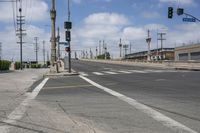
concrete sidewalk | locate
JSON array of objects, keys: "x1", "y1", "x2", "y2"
[{"x1": 0, "y1": 68, "x2": 49, "y2": 123}]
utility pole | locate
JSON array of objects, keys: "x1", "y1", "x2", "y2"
[
  {"x1": 50, "y1": 0, "x2": 58, "y2": 73},
  {"x1": 34, "y1": 37, "x2": 39, "y2": 64},
  {"x1": 96, "y1": 46, "x2": 98, "y2": 59},
  {"x1": 16, "y1": 1, "x2": 26, "y2": 70},
  {"x1": 157, "y1": 32, "x2": 166, "y2": 60},
  {"x1": 90, "y1": 48, "x2": 93, "y2": 59},
  {"x1": 104, "y1": 43, "x2": 107, "y2": 60},
  {"x1": 146, "y1": 30, "x2": 151, "y2": 61},
  {"x1": 57, "y1": 27, "x2": 60, "y2": 60},
  {"x1": 47, "y1": 51, "x2": 49, "y2": 64},
  {"x1": 119, "y1": 38, "x2": 122, "y2": 58},
  {"x1": 99, "y1": 40, "x2": 101, "y2": 55},
  {"x1": 123, "y1": 44, "x2": 128, "y2": 58},
  {"x1": 43, "y1": 41, "x2": 46, "y2": 66},
  {"x1": 129, "y1": 42, "x2": 132, "y2": 54},
  {"x1": 0, "y1": 42, "x2": 2, "y2": 60}
]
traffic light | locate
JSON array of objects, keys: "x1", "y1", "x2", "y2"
[
  {"x1": 65, "y1": 31, "x2": 71, "y2": 42},
  {"x1": 168, "y1": 7, "x2": 173, "y2": 19},
  {"x1": 177, "y1": 8, "x2": 184, "y2": 16},
  {"x1": 65, "y1": 47, "x2": 70, "y2": 52},
  {"x1": 64, "y1": 21, "x2": 72, "y2": 29}
]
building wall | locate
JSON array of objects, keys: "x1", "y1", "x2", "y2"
[
  {"x1": 126, "y1": 48, "x2": 174, "y2": 61},
  {"x1": 175, "y1": 44, "x2": 200, "y2": 61}
]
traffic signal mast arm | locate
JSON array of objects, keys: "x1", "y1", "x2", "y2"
[
  {"x1": 176, "y1": 8, "x2": 200, "y2": 22},
  {"x1": 183, "y1": 12, "x2": 200, "y2": 22}
]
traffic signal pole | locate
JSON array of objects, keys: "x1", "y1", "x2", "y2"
[{"x1": 67, "y1": 0, "x2": 71, "y2": 73}]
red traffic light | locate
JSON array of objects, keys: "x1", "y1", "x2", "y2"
[{"x1": 65, "y1": 47, "x2": 70, "y2": 52}]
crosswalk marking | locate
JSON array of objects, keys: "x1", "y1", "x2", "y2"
[
  {"x1": 118, "y1": 70, "x2": 132, "y2": 74},
  {"x1": 93, "y1": 72, "x2": 104, "y2": 75},
  {"x1": 79, "y1": 72, "x2": 88, "y2": 76},
  {"x1": 103, "y1": 71, "x2": 118, "y2": 74},
  {"x1": 79, "y1": 69, "x2": 184, "y2": 77},
  {"x1": 128, "y1": 70, "x2": 147, "y2": 73}
]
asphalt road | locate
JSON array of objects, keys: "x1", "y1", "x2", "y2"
[{"x1": 4, "y1": 60, "x2": 200, "y2": 133}]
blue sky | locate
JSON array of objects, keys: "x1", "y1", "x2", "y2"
[{"x1": 0, "y1": 0, "x2": 200, "y2": 60}]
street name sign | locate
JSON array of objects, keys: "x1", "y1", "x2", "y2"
[
  {"x1": 183, "y1": 18, "x2": 196, "y2": 22},
  {"x1": 59, "y1": 42, "x2": 69, "y2": 46}
]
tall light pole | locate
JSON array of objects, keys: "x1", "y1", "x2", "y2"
[
  {"x1": 119, "y1": 38, "x2": 122, "y2": 58},
  {"x1": 43, "y1": 41, "x2": 46, "y2": 66},
  {"x1": 146, "y1": 30, "x2": 151, "y2": 61},
  {"x1": 50, "y1": 0, "x2": 58, "y2": 73}
]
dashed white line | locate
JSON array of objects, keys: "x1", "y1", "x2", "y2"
[
  {"x1": 128, "y1": 70, "x2": 147, "y2": 73},
  {"x1": 79, "y1": 72, "x2": 88, "y2": 76},
  {"x1": 103, "y1": 71, "x2": 118, "y2": 74},
  {"x1": 93, "y1": 72, "x2": 104, "y2": 75},
  {"x1": 118, "y1": 70, "x2": 132, "y2": 74},
  {"x1": 0, "y1": 78, "x2": 49, "y2": 133},
  {"x1": 79, "y1": 75, "x2": 197, "y2": 133}
]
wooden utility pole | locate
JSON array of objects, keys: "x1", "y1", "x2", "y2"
[
  {"x1": 34, "y1": 37, "x2": 39, "y2": 64},
  {"x1": 43, "y1": 41, "x2": 46, "y2": 66},
  {"x1": 57, "y1": 27, "x2": 60, "y2": 60}
]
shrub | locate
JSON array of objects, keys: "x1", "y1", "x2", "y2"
[
  {"x1": 31, "y1": 64, "x2": 41, "y2": 69},
  {"x1": 0, "y1": 60, "x2": 11, "y2": 70},
  {"x1": 14, "y1": 62, "x2": 21, "y2": 70}
]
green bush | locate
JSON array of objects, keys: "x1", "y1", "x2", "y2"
[
  {"x1": 0, "y1": 60, "x2": 11, "y2": 70},
  {"x1": 31, "y1": 64, "x2": 41, "y2": 69},
  {"x1": 14, "y1": 62, "x2": 21, "y2": 70}
]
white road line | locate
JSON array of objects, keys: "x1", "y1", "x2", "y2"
[
  {"x1": 79, "y1": 75, "x2": 197, "y2": 133},
  {"x1": 103, "y1": 71, "x2": 118, "y2": 74},
  {"x1": 79, "y1": 72, "x2": 88, "y2": 76},
  {"x1": 93, "y1": 72, "x2": 104, "y2": 75},
  {"x1": 118, "y1": 70, "x2": 132, "y2": 74},
  {"x1": 128, "y1": 70, "x2": 147, "y2": 73},
  {"x1": 0, "y1": 78, "x2": 49, "y2": 133}
]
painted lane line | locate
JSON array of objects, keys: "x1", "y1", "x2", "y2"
[
  {"x1": 128, "y1": 70, "x2": 147, "y2": 73},
  {"x1": 79, "y1": 72, "x2": 88, "y2": 76},
  {"x1": 93, "y1": 72, "x2": 104, "y2": 75},
  {"x1": 79, "y1": 75, "x2": 197, "y2": 133},
  {"x1": 103, "y1": 71, "x2": 118, "y2": 75},
  {"x1": 0, "y1": 78, "x2": 49, "y2": 133},
  {"x1": 118, "y1": 70, "x2": 132, "y2": 74}
]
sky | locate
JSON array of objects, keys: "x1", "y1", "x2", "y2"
[{"x1": 0, "y1": 0, "x2": 200, "y2": 61}]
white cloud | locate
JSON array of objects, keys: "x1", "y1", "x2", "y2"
[
  {"x1": 159, "y1": 0, "x2": 194, "y2": 5},
  {"x1": 141, "y1": 11, "x2": 160, "y2": 19},
  {"x1": 0, "y1": 25, "x2": 51, "y2": 61},
  {"x1": 167, "y1": 23, "x2": 200, "y2": 45},
  {"x1": 84, "y1": 12, "x2": 130, "y2": 26},
  {"x1": 0, "y1": 0, "x2": 49, "y2": 23},
  {"x1": 72, "y1": 0, "x2": 82, "y2": 4},
  {"x1": 122, "y1": 27, "x2": 146, "y2": 41},
  {"x1": 144, "y1": 24, "x2": 168, "y2": 31}
]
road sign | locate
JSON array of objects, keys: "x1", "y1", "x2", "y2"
[
  {"x1": 183, "y1": 18, "x2": 196, "y2": 22},
  {"x1": 59, "y1": 42, "x2": 69, "y2": 46}
]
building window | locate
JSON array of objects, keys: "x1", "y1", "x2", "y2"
[
  {"x1": 179, "y1": 53, "x2": 188, "y2": 61},
  {"x1": 191, "y1": 52, "x2": 200, "y2": 60}
]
